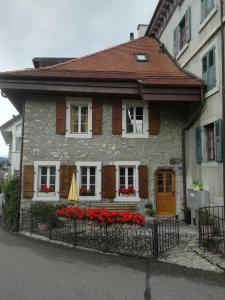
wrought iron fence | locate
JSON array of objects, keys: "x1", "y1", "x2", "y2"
[
  {"x1": 20, "y1": 210, "x2": 179, "y2": 258},
  {"x1": 199, "y1": 206, "x2": 225, "y2": 254}
]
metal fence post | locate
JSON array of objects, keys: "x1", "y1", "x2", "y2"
[
  {"x1": 74, "y1": 219, "x2": 77, "y2": 246},
  {"x1": 153, "y1": 220, "x2": 159, "y2": 259},
  {"x1": 49, "y1": 214, "x2": 52, "y2": 240},
  {"x1": 176, "y1": 215, "x2": 180, "y2": 244}
]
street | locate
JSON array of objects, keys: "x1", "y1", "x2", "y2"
[{"x1": 0, "y1": 225, "x2": 225, "y2": 300}]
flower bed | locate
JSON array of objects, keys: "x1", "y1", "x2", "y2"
[{"x1": 55, "y1": 207, "x2": 145, "y2": 225}]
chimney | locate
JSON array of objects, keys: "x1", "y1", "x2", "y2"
[
  {"x1": 137, "y1": 24, "x2": 148, "y2": 37},
  {"x1": 130, "y1": 32, "x2": 134, "y2": 41}
]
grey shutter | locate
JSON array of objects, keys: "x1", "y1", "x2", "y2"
[
  {"x1": 196, "y1": 127, "x2": 202, "y2": 163},
  {"x1": 215, "y1": 119, "x2": 222, "y2": 162},
  {"x1": 208, "y1": 48, "x2": 216, "y2": 90},
  {"x1": 173, "y1": 26, "x2": 179, "y2": 57},
  {"x1": 185, "y1": 7, "x2": 191, "y2": 42},
  {"x1": 202, "y1": 55, "x2": 208, "y2": 86}
]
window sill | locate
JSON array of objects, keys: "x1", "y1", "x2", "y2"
[
  {"x1": 176, "y1": 43, "x2": 189, "y2": 60},
  {"x1": 205, "y1": 86, "x2": 219, "y2": 99},
  {"x1": 65, "y1": 133, "x2": 92, "y2": 139},
  {"x1": 199, "y1": 6, "x2": 218, "y2": 33},
  {"x1": 115, "y1": 197, "x2": 140, "y2": 202},
  {"x1": 32, "y1": 195, "x2": 59, "y2": 201},
  {"x1": 122, "y1": 132, "x2": 149, "y2": 138},
  {"x1": 201, "y1": 161, "x2": 219, "y2": 167},
  {"x1": 79, "y1": 196, "x2": 101, "y2": 201}
]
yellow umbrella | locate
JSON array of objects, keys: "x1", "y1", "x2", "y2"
[{"x1": 68, "y1": 173, "x2": 79, "y2": 204}]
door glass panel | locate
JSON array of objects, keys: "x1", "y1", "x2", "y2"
[
  {"x1": 166, "y1": 174, "x2": 172, "y2": 192},
  {"x1": 157, "y1": 173, "x2": 164, "y2": 192}
]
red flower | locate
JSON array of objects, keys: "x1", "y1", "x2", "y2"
[{"x1": 40, "y1": 184, "x2": 54, "y2": 193}]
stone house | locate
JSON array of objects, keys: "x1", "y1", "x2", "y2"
[
  {"x1": 147, "y1": 0, "x2": 224, "y2": 222},
  {"x1": 0, "y1": 36, "x2": 203, "y2": 217}
]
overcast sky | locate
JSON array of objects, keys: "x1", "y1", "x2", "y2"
[{"x1": 0, "y1": 0, "x2": 158, "y2": 157}]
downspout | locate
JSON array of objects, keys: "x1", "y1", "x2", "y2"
[
  {"x1": 182, "y1": 87, "x2": 205, "y2": 214},
  {"x1": 17, "y1": 99, "x2": 25, "y2": 231},
  {"x1": 219, "y1": 0, "x2": 225, "y2": 217}
]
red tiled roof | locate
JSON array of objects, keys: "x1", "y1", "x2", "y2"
[{"x1": 0, "y1": 36, "x2": 202, "y2": 86}]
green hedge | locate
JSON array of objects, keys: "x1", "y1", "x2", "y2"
[{"x1": 2, "y1": 176, "x2": 20, "y2": 231}]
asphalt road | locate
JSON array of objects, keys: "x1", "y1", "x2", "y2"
[{"x1": 0, "y1": 225, "x2": 225, "y2": 300}]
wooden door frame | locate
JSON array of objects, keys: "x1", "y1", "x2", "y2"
[{"x1": 155, "y1": 169, "x2": 176, "y2": 216}]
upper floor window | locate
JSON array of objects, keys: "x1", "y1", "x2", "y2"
[
  {"x1": 205, "y1": 123, "x2": 215, "y2": 161},
  {"x1": 174, "y1": 7, "x2": 191, "y2": 57},
  {"x1": 15, "y1": 136, "x2": 21, "y2": 152},
  {"x1": 202, "y1": 47, "x2": 216, "y2": 91},
  {"x1": 122, "y1": 101, "x2": 148, "y2": 138},
  {"x1": 66, "y1": 98, "x2": 92, "y2": 138},
  {"x1": 201, "y1": 0, "x2": 214, "y2": 21},
  {"x1": 135, "y1": 53, "x2": 148, "y2": 62}
]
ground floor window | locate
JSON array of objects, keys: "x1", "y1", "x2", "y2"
[
  {"x1": 76, "y1": 162, "x2": 101, "y2": 200},
  {"x1": 33, "y1": 161, "x2": 60, "y2": 201},
  {"x1": 205, "y1": 123, "x2": 215, "y2": 161},
  {"x1": 115, "y1": 161, "x2": 140, "y2": 201}
]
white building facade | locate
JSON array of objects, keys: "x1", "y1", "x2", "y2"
[
  {"x1": 147, "y1": 0, "x2": 224, "y2": 211},
  {"x1": 0, "y1": 115, "x2": 22, "y2": 176}
]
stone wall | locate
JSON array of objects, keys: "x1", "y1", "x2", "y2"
[{"x1": 22, "y1": 95, "x2": 188, "y2": 217}]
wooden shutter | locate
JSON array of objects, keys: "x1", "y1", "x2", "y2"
[
  {"x1": 56, "y1": 100, "x2": 66, "y2": 134},
  {"x1": 102, "y1": 165, "x2": 116, "y2": 198},
  {"x1": 173, "y1": 26, "x2": 179, "y2": 57},
  {"x1": 112, "y1": 101, "x2": 122, "y2": 135},
  {"x1": 196, "y1": 127, "x2": 202, "y2": 163},
  {"x1": 92, "y1": 99, "x2": 102, "y2": 135},
  {"x1": 149, "y1": 104, "x2": 160, "y2": 135},
  {"x1": 60, "y1": 165, "x2": 76, "y2": 198},
  {"x1": 23, "y1": 165, "x2": 34, "y2": 198},
  {"x1": 215, "y1": 119, "x2": 222, "y2": 162},
  {"x1": 185, "y1": 7, "x2": 191, "y2": 42},
  {"x1": 139, "y1": 165, "x2": 149, "y2": 199}
]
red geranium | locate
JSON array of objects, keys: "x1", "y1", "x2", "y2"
[
  {"x1": 55, "y1": 207, "x2": 145, "y2": 225},
  {"x1": 119, "y1": 186, "x2": 135, "y2": 194},
  {"x1": 40, "y1": 184, "x2": 54, "y2": 193}
]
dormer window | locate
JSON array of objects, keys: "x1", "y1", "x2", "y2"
[{"x1": 135, "y1": 53, "x2": 148, "y2": 62}]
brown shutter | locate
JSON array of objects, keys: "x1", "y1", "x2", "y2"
[
  {"x1": 23, "y1": 165, "x2": 34, "y2": 198},
  {"x1": 149, "y1": 104, "x2": 160, "y2": 135},
  {"x1": 92, "y1": 99, "x2": 102, "y2": 135},
  {"x1": 56, "y1": 100, "x2": 66, "y2": 134},
  {"x1": 139, "y1": 165, "x2": 149, "y2": 199},
  {"x1": 60, "y1": 165, "x2": 76, "y2": 198},
  {"x1": 112, "y1": 101, "x2": 122, "y2": 135},
  {"x1": 102, "y1": 165, "x2": 116, "y2": 198}
]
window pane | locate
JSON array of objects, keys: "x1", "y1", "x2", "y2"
[
  {"x1": 209, "y1": 50, "x2": 214, "y2": 67},
  {"x1": 71, "y1": 106, "x2": 78, "y2": 133},
  {"x1": 120, "y1": 167, "x2": 125, "y2": 176},
  {"x1": 89, "y1": 185, "x2": 95, "y2": 194},
  {"x1": 90, "y1": 176, "x2": 95, "y2": 184},
  {"x1": 15, "y1": 137, "x2": 21, "y2": 152},
  {"x1": 166, "y1": 174, "x2": 172, "y2": 192},
  {"x1": 90, "y1": 167, "x2": 95, "y2": 176},
  {"x1": 41, "y1": 176, "x2": 47, "y2": 185},
  {"x1": 81, "y1": 167, "x2": 87, "y2": 176},
  {"x1": 50, "y1": 176, "x2": 55, "y2": 185},
  {"x1": 81, "y1": 176, "x2": 87, "y2": 185},
  {"x1": 128, "y1": 168, "x2": 133, "y2": 176},
  {"x1": 81, "y1": 106, "x2": 88, "y2": 133},
  {"x1": 203, "y1": 56, "x2": 207, "y2": 73},
  {"x1": 41, "y1": 167, "x2": 47, "y2": 175},
  {"x1": 126, "y1": 107, "x2": 134, "y2": 133},
  {"x1": 158, "y1": 174, "x2": 164, "y2": 192},
  {"x1": 128, "y1": 177, "x2": 134, "y2": 185},
  {"x1": 50, "y1": 167, "x2": 56, "y2": 175},
  {"x1": 120, "y1": 177, "x2": 125, "y2": 186}
]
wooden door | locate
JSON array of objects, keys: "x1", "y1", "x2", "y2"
[{"x1": 156, "y1": 170, "x2": 176, "y2": 216}]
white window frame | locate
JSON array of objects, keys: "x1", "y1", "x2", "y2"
[
  {"x1": 76, "y1": 162, "x2": 101, "y2": 201},
  {"x1": 114, "y1": 161, "x2": 140, "y2": 202},
  {"x1": 122, "y1": 100, "x2": 149, "y2": 138},
  {"x1": 33, "y1": 161, "x2": 60, "y2": 201},
  {"x1": 14, "y1": 136, "x2": 22, "y2": 152},
  {"x1": 66, "y1": 97, "x2": 92, "y2": 138}
]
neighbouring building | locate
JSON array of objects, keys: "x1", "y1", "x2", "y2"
[
  {"x1": 0, "y1": 33, "x2": 204, "y2": 217},
  {"x1": 147, "y1": 0, "x2": 224, "y2": 223},
  {"x1": 0, "y1": 115, "x2": 22, "y2": 177}
]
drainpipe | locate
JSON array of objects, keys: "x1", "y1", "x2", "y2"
[
  {"x1": 182, "y1": 87, "x2": 205, "y2": 214},
  {"x1": 220, "y1": 0, "x2": 225, "y2": 217},
  {"x1": 17, "y1": 99, "x2": 25, "y2": 231}
]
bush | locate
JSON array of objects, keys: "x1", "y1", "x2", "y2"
[
  {"x1": 2, "y1": 176, "x2": 20, "y2": 231},
  {"x1": 144, "y1": 203, "x2": 156, "y2": 217}
]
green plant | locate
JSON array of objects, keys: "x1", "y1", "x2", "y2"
[
  {"x1": 144, "y1": 203, "x2": 156, "y2": 217},
  {"x1": 192, "y1": 180, "x2": 203, "y2": 191},
  {"x1": 2, "y1": 176, "x2": 20, "y2": 231}
]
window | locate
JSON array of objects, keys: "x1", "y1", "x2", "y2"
[
  {"x1": 122, "y1": 101, "x2": 148, "y2": 138},
  {"x1": 115, "y1": 161, "x2": 140, "y2": 201},
  {"x1": 135, "y1": 53, "x2": 148, "y2": 62},
  {"x1": 66, "y1": 98, "x2": 92, "y2": 138},
  {"x1": 76, "y1": 162, "x2": 101, "y2": 200},
  {"x1": 201, "y1": 0, "x2": 214, "y2": 21},
  {"x1": 33, "y1": 161, "x2": 60, "y2": 201},
  {"x1": 205, "y1": 123, "x2": 215, "y2": 161},
  {"x1": 15, "y1": 137, "x2": 21, "y2": 152},
  {"x1": 174, "y1": 7, "x2": 191, "y2": 57},
  {"x1": 202, "y1": 47, "x2": 216, "y2": 91}
]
